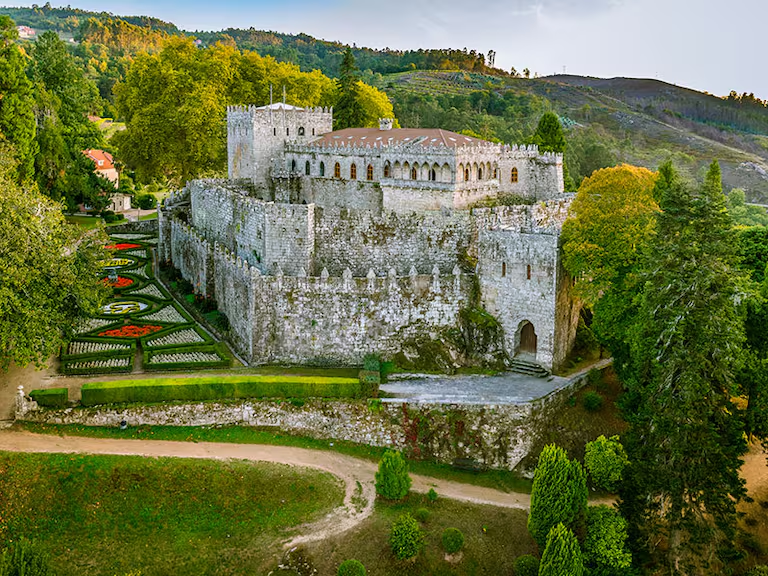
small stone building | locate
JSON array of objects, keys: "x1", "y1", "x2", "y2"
[{"x1": 160, "y1": 103, "x2": 579, "y2": 371}]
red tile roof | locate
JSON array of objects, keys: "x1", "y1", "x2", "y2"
[
  {"x1": 310, "y1": 128, "x2": 488, "y2": 149},
  {"x1": 83, "y1": 149, "x2": 115, "y2": 170}
]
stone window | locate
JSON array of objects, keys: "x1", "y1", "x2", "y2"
[
  {"x1": 527, "y1": 264, "x2": 531, "y2": 280},
  {"x1": 298, "y1": 126, "x2": 305, "y2": 136},
  {"x1": 411, "y1": 166, "x2": 417, "y2": 180},
  {"x1": 384, "y1": 162, "x2": 391, "y2": 178},
  {"x1": 305, "y1": 161, "x2": 311, "y2": 176},
  {"x1": 320, "y1": 162, "x2": 325, "y2": 177},
  {"x1": 350, "y1": 163, "x2": 357, "y2": 180},
  {"x1": 502, "y1": 262, "x2": 507, "y2": 277},
  {"x1": 312, "y1": 128, "x2": 315, "y2": 135},
  {"x1": 286, "y1": 127, "x2": 290, "y2": 136},
  {"x1": 334, "y1": 162, "x2": 341, "y2": 178},
  {"x1": 493, "y1": 167, "x2": 498, "y2": 179},
  {"x1": 511, "y1": 167, "x2": 519, "y2": 183},
  {"x1": 464, "y1": 167, "x2": 470, "y2": 182},
  {"x1": 273, "y1": 127, "x2": 276, "y2": 136},
  {"x1": 291, "y1": 159, "x2": 296, "y2": 172},
  {"x1": 478, "y1": 166, "x2": 483, "y2": 180},
  {"x1": 430, "y1": 168, "x2": 436, "y2": 181},
  {"x1": 367, "y1": 164, "x2": 374, "y2": 180}
]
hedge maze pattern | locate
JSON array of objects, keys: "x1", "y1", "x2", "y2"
[{"x1": 62, "y1": 231, "x2": 229, "y2": 375}]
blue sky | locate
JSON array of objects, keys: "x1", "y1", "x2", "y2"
[{"x1": 59, "y1": 0, "x2": 766, "y2": 99}]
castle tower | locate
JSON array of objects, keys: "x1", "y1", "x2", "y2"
[{"x1": 227, "y1": 103, "x2": 333, "y2": 185}]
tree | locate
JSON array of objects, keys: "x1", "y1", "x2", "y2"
[
  {"x1": 583, "y1": 506, "x2": 632, "y2": 574},
  {"x1": 531, "y1": 112, "x2": 566, "y2": 153},
  {"x1": 619, "y1": 161, "x2": 748, "y2": 573},
  {"x1": 389, "y1": 513, "x2": 423, "y2": 560},
  {"x1": 538, "y1": 523, "x2": 584, "y2": 576},
  {"x1": 0, "y1": 143, "x2": 109, "y2": 370},
  {"x1": 375, "y1": 450, "x2": 411, "y2": 500},
  {"x1": 0, "y1": 16, "x2": 37, "y2": 182},
  {"x1": 527, "y1": 444, "x2": 587, "y2": 549},
  {"x1": 584, "y1": 435, "x2": 629, "y2": 493},
  {"x1": 334, "y1": 47, "x2": 366, "y2": 130},
  {"x1": 355, "y1": 81, "x2": 398, "y2": 128}
]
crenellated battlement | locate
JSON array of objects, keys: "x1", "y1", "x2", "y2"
[{"x1": 473, "y1": 197, "x2": 573, "y2": 235}]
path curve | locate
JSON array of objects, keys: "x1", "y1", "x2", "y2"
[{"x1": 0, "y1": 431, "x2": 530, "y2": 548}]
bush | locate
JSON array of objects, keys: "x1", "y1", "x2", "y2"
[
  {"x1": 337, "y1": 559, "x2": 366, "y2": 576},
  {"x1": 363, "y1": 354, "x2": 381, "y2": 372},
  {"x1": 584, "y1": 506, "x2": 631, "y2": 573},
  {"x1": 0, "y1": 539, "x2": 51, "y2": 576},
  {"x1": 390, "y1": 513, "x2": 423, "y2": 560},
  {"x1": 584, "y1": 435, "x2": 628, "y2": 492},
  {"x1": 135, "y1": 194, "x2": 156, "y2": 210},
  {"x1": 442, "y1": 527, "x2": 465, "y2": 554},
  {"x1": 375, "y1": 451, "x2": 412, "y2": 501},
  {"x1": 81, "y1": 375, "x2": 364, "y2": 406},
  {"x1": 427, "y1": 488, "x2": 438, "y2": 503},
  {"x1": 414, "y1": 508, "x2": 430, "y2": 523},
  {"x1": 29, "y1": 388, "x2": 68, "y2": 408},
  {"x1": 513, "y1": 554, "x2": 540, "y2": 576},
  {"x1": 582, "y1": 390, "x2": 604, "y2": 412},
  {"x1": 747, "y1": 567, "x2": 768, "y2": 576}
]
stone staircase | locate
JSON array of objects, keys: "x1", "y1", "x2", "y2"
[{"x1": 509, "y1": 357, "x2": 550, "y2": 378}]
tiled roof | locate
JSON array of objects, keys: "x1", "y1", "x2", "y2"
[
  {"x1": 83, "y1": 149, "x2": 115, "y2": 170},
  {"x1": 309, "y1": 128, "x2": 488, "y2": 149}
]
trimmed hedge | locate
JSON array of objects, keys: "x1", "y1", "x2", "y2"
[
  {"x1": 62, "y1": 356, "x2": 134, "y2": 376},
  {"x1": 358, "y1": 370, "x2": 380, "y2": 398},
  {"x1": 29, "y1": 388, "x2": 68, "y2": 408},
  {"x1": 144, "y1": 344, "x2": 230, "y2": 371},
  {"x1": 81, "y1": 375, "x2": 366, "y2": 406},
  {"x1": 141, "y1": 325, "x2": 213, "y2": 349},
  {"x1": 61, "y1": 339, "x2": 137, "y2": 360}
]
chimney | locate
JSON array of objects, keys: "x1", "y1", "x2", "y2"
[{"x1": 378, "y1": 118, "x2": 393, "y2": 131}]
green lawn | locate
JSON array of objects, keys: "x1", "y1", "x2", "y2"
[
  {"x1": 0, "y1": 451, "x2": 343, "y2": 575},
  {"x1": 65, "y1": 215, "x2": 102, "y2": 229},
  {"x1": 292, "y1": 493, "x2": 537, "y2": 575}
]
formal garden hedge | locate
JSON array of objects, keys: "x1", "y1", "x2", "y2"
[
  {"x1": 29, "y1": 388, "x2": 69, "y2": 408},
  {"x1": 143, "y1": 343, "x2": 230, "y2": 371},
  {"x1": 80, "y1": 375, "x2": 367, "y2": 406}
]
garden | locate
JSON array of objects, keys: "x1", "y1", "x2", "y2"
[{"x1": 63, "y1": 231, "x2": 231, "y2": 375}]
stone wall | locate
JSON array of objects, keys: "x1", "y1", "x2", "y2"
[{"x1": 170, "y1": 220, "x2": 212, "y2": 296}]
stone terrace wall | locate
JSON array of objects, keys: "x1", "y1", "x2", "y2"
[
  {"x1": 170, "y1": 220, "x2": 213, "y2": 296},
  {"x1": 313, "y1": 209, "x2": 471, "y2": 277}
]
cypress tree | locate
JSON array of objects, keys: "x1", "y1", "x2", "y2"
[
  {"x1": 538, "y1": 523, "x2": 584, "y2": 576},
  {"x1": 619, "y1": 161, "x2": 747, "y2": 573},
  {"x1": 334, "y1": 47, "x2": 365, "y2": 130}
]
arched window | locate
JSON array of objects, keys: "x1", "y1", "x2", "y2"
[
  {"x1": 430, "y1": 168, "x2": 436, "y2": 181},
  {"x1": 478, "y1": 166, "x2": 483, "y2": 180},
  {"x1": 291, "y1": 159, "x2": 296, "y2": 172},
  {"x1": 511, "y1": 167, "x2": 519, "y2": 183},
  {"x1": 286, "y1": 127, "x2": 290, "y2": 136},
  {"x1": 305, "y1": 161, "x2": 311, "y2": 176},
  {"x1": 384, "y1": 162, "x2": 391, "y2": 178},
  {"x1": 527, "y1": 264, "x2": 531, "y2": 280},
  {"x1": 320, "y1": 162, "x2": 325, "y2": 177},
  {"x1": 493, "y1": 167, "x2": 498, "y2": 179},
  {"x1": 464, "y1": 167, "x2": 470, "y2": 181},
  {"x1": 502, "y1": 262, "x2": 506, "y2": 277},
  {"x1": 350, "y1": 163, "x2": 357, "y2": 180},
  {"x1": 367, "y1": 164, "x2": 374, "y2": 180},
  {"x1": 334, "y1": 162, "x2": 341, "y2": 178},
  {"x1": 411, "y1": 166, "x2": 418, "y2": 180},
  {"x1": 298, "y1": 126, "x2": 305, "y2": 136},
  {"x1": 312, "y1": 128, "x2": 315, "y2": 135},
  {"x1": 273, "y1": 127, "x2": 276, "y2": 136}
]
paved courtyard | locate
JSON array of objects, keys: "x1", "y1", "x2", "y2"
[{"x1": 380, "y1": 371, "x2": 573, "y2": 405}]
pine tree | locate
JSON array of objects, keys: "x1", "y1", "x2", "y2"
[
  {"x1": 619, "y1": 161, "x2": 748, "y2": 574},
  {"x1": 375, "y1": 450, "x2": 411, "y2": 501},
  {"x1": 538, "y1": 523, "x2": 584, "y2": 576},
  {"x1": 531, "y1": 112, "x2": 566, "y2": 153},
  {"x1": 334, "y1": 47, "x2": 365, "y2": 130},
  {"x1": 527, "y1": 444, "x2": 587, "y2": 549}
]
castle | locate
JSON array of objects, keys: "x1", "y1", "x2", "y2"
[{"x1": 158, "y1": 103, "x2": 580, "y2": 371}]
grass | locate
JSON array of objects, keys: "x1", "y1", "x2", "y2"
[
  {"x1": 65, "y1": 215, "x2": 102, "y2": 229},
  {"x1": 138, "y1": 212, "x2": 158, "y2": 221},
  {"x1": 286, "y1": 492, "x2": 537, "y2": 575},
  {"x1": 0, "y1": 451, "x2": 344, "y2": 575},
  {"x1": 16, "y1": 422, "x2": 533, "y2": 494}
]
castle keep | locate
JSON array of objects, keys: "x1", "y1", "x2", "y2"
[{"x1": 159, "y1": 103, "x2": 579, "y2": 371}]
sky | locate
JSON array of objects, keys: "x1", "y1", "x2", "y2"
[{"x1": 59, "y1": 0, "x2": 766, "y2": 99}]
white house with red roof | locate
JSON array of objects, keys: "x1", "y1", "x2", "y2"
[
  {"x1": 16, "y1": 25, "x2": 35, "y2": 38},
  {"x1": 83, "y1": 149, "x2": 131, "y2": 212}
]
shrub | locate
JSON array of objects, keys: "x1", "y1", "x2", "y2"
[
  {"x1": 337, "y1": 559, "x2": 366, "y2": 576},
  {"x1": 390, "y1": 513, "x2": 423, "y2": 560},
  {"x1": 582, "y1": 390, "x2": 604, "y2": 412},
  {"x1": 375, "y1": 451, "x2": 412, "y2": 501},
  {"x1": 584, "y1": 435, "x2": 628, "y2": 492},
  {"x1": 586, "y1": 368, "x2": 603, "y2": 388},
  {"x1": 539, "y1": 523, "x2": 584, "y2": 576},
  {"x1": 357, "y1": 370, "x2": 380, "y2": 398},
  {"x1": 363, "y1": 354, "x2": 381, "y2": 372},
  {"x1": 748, "y1": 567, "x2": 768, "y2": 576},
  {"x1": 80, "y1": 375, "x2": 364, "y2": 406},
  {"x1": 135, "y1": 194, "x2": 156, "y2": 210},
  {"x1": 427, "y1": 488, "x2": 438, "y2": 503},
  {"x1": 513, "y1": 554, "x2": 540, "y2": 576},
  {"x1": 29, "y1": 388, "x2": 68, "y2": 408},
  {"x1": 584, "y1": 505, "x2": 631, "y2": 573},
  {"x1": 442, "y1": 527, "x2": 465, "y2": 554},
  {"x1": 0, "y1": 539, "x2": 51, "y2": 576},
  {"x1": 414, "y1": 508, "x2": 430, "y2": 523}
]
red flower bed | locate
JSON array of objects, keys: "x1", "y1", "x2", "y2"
[
  {"x1": 104, "y1": 243, "x2": 141, "y2": 250},
  {"x1": 98, "y1": 325, "x2": 163, "y2": 338},
  {"x1": 102, "y1": 276, "x2": 134, "y2": 288}
]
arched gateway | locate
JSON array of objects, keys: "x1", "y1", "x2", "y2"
[{"x1": 518, "y1": 321, "x2": 538, "y2": 356}]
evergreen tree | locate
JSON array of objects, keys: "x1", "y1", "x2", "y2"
[
  {"x1": 334, "y1": 47, "x2": 365, "y2": 130},
  {"x1": 527, "y1": 444, "x2": 588, "y2": 549},
  {"x1": 375, "y1": 450, "x2": 411, "y2": 501},
  {"x1": 0, "y1": 16, "x2": 37, "y2": 182},
  {"x1": 619, "y1": 161, "x2": 748, "y2": 574},
  {"x1": 531, "y1": 112, "x2": 566, "y2": 153},
  {"x1": 538, "y1": 523, "x2": 584, "y2": 576}
]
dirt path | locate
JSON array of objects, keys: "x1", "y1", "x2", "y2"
[{"x1": 0, "y1": 431, "x2": 531, "y2": 548}]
